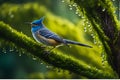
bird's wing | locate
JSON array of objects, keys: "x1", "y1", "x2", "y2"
[{"x1": 38, "y1": 28, "x2": 64, "y2": 43}]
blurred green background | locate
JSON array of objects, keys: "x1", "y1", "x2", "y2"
[{"x1": 0, "y1": 0, "x2": 119, "y2": 79}]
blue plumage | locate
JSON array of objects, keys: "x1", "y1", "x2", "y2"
[
  {"x1": 31, "y1": 17, "x2": 92, "y2": 48},
  {"x1": 38, "y1": 28, "x2": 64, "y2": 43}
]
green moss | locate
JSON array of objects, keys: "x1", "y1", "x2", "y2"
[
  {"x1": 0, "y1": 2, "x2": 119, "y2": 78},
  {"x1": 0, "y1": 3, "x2": 105, "y2": 69},
  {"x1": 0, "y1": 21, "x2": 117, "y2": 78},
  {"x1": 70, "y1": 0, "x2": 119, "y2": 74}
]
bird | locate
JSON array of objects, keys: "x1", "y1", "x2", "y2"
[{"x1": 30, "y1": 17, "x2": 92, "y2": 50}]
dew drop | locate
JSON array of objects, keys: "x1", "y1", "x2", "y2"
[
  {"x1": 10, "y1": 48, "x2": 14, "y2": 52},
  {"x1": 84, "y1": 30, "x2": 87, "y2": 32},
  {"x1": 98, "y1": 45, "x2": 101, "y2": 47},
  {"x1": 88, "y1": 24, "x2": 91, "y2": 27},
  {"x1": 69, "y1": 7, "x2": 72, "y2": 10},
  {"x1": 91, "y1": 33, "x2": 94, "y2": 37},
  {"x1": 32, "y1": 57, "x2": 37, "y2": 60},
  {"x1": 89, "y1": 27, "x2": 92, "y2": 32},
  {"x1": 101, "y1": 52, "x2": 105, "y2": 58},
  {"x1": 113, "y1": 11, "x2": 116, "y2": 13},
  {"x1": 73, "y1": 3, "x2": 77, "y2": 7},
  {"x1": 88, "y1": 66, "x2": 91, "y2": 68},
  {"x1": 78, "y1": 14, "x2": 81, "y2": 16},
  {"x1": 81, "y1": 16, "x2": 84, "y2": 19},
  {"x1": 95, "y1": 68, "x2": 98, "y2": 71},
  {"x1": 2, "y1": 48, "x2": 6, "y2": 53},
  {"x1": 84, "y1": 27, "x2": 87, "y2": 32},
  {"x1": 9, "y1": 46, "x2": 14, "y2": 52},
  {"x1": 19, "y1": 53, "x2": 21, "y2": 56},
  {"x1": 102, "y1": 61, "x2": 105, "y2": 67},
  {"x1": 94, "y1": 40, "x2": 97, "y2": 44},
  {"x1": 101, "y1": 51, "x2": 106, "y2": 67},
  {"x1": 75, "y1": 11, "x2": 78, "y2": 14},
  {"x1": 10, "y1": 14, "x2": 14, "y2": 18},
  {"x1": 61, "y1": 0, "x2": 64, "y2": 2},
  {"x1": 102, "y1": 8, "x2": 105, "y2": 12},
  {"x1": 46, "y1": 66, "x2": 49, "y2": 68}
]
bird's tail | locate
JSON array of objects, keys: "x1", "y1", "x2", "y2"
[{"x1": 63, "y1": 39, "x2": 92, "y2": 48}]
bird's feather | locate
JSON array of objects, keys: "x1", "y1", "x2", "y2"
[{"x1": 38, "y1": 28, "x2": 64, "y2": 43}]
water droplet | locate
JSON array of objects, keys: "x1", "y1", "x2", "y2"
[
  {"x1": 81, "y1": 16, "x2": 84, "y2": 19},
  {"x1": 22, "y1": 50, "x2": 25, "y2": 54},
  {"x1": 84, "y1": 30, "x2": 87, "y2": 32},
  {"x1": 101, "y1": 51, "x2": 107, "y2": 67},
  {"x1": 102, "y1": 8, "x2": 105, "y2": 12},
  {"x1": 32, "y1": 57, "x2": 37, "y2": 60},
  {"x1": 19, "y1": 53, "x2": 21, "y2": 56},
  {"x1": 102, "y1": 61, "x2": 105, "y2": 67},
  {"x1": 91, "y1": 34, "x2": 94, "y2": 36},
  {"x1": 41, "y1": 62, "x2": 43, "y2": 64},
  {"x1": 94, "y1": 40, "x2": 97, "y2": 44},
  {"x1": 88, "y1": 24, "x2": 91, "y2": 27},
  {"x1": 84, "y1": 27, "x2": 87, "y2": 32},
  {"x1": 98, "y1": 45, "x2": 101, "y2": 47},
  {"x1": 88, "y1": 66, "x2": 91, "y2": 68},
  {"x1": 75, "y1": 11, "x2": 78, "y2": 14},
  {"x1": 95, "y1": 68, "x2": 98, "y2": 71},
  {"x1": 89, "y1": 27, "x2": 92, "y2": 32},
  {"x1": 9, "y1": 45, "x2": 14, "y2": 52},
  {"x1": 10, "y1": 48, "x2": 14, "y2": 52},
  {"x1": 69, "y1": 4, "x2": 72, "y2": 7},
  {"x1": 78, "y1": 14, "x2": 81, "y2": 16},
  {"x1": 101, "y1": 52, "x2": 105, "y2": 58},
  {"x1": 69, "y1": 7, "x2": 72, "y2": 10},
  {"x1": 113, "y1": 11, "x2": 116, "y2": 13},
  {"x1": 61, "y1": 0, "x2": 64, "y2": 2},
  {"x1": 10, "y1": 14, "x2": 14, "y2": 18},
  {"x1": 46, "y1": 66, "x2": 49, "y2": 68},
  {"x1": 2, "y1": 48, "x2": 6, "y2": 53},
  {"x1": 73, "y1": 3, "x2": 77, "y2": 7}
]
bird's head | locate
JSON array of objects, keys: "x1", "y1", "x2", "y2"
[
  {"x1": 31, "y1": 17, "x2": 44, "y2": 26},
  {"x1": 30, "y1": 17, "x2": 45, "y2": 32}
]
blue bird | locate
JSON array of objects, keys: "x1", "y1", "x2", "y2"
[{"x1": 30, "y1": 17, "x2": 92, "y2": 49}]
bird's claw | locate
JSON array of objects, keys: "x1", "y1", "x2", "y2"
[{"x1": 43, "y1": 51, "x2": 51, "y2": 56}]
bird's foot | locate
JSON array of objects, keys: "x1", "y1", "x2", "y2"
[
  {"x1": 43, "y1": 47, "x2": 55, "y2": 56},
  {"x1": 43, "y1": 50, "x2": 51, "y2": 56}
]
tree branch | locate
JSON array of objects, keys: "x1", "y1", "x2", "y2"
[
  {"x1": 71, "y1": 0, "x2": 119, "y2": 76},
  {"x1": 0, "y1": 21, "x2": 117, "y2": 78}
]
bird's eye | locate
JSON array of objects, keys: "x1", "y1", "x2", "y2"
[{"x1": 32, "y1": 23, "x2": 38, "y2": 26}]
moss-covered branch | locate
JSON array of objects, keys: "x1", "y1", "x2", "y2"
[
  {"x1": 70, "y1": 0, "x2": 120, "y2": 76},
  {"x1": 0, "y1": 21, "x2": 117, "y2": 78}
]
